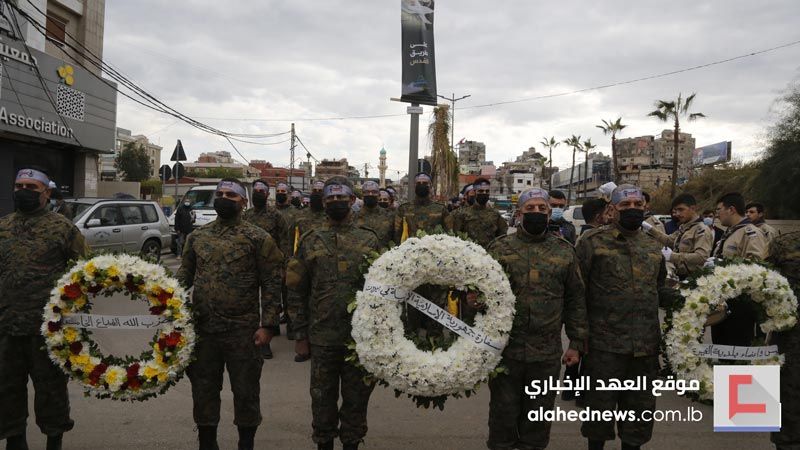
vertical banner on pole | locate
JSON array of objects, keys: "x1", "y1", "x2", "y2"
[{"x1": 400, "y1": 0, "x2": 437, "y2": 106}]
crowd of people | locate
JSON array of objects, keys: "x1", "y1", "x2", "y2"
[{"x1": 1, "y1": 166, "x2": 799, "y2": 450}]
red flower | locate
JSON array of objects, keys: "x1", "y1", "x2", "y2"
[
  {"x1": 149, "y1": 305, "x2": 166, "y2": 315},
  {"x1": 165, "y1": 332, "x2": 181, "y2": 348},
  {"x1": 47, "y1": 321, "x2": 62, "y2": 332},
  {"x1": 126, "y1": 364, "x2": 140, "y2": 379},
  {"x1": 87, "y1": 363, "x2": 107, "y2": 385},
  {"x1": 87, "y1": 284, "x2": 103, "y2": 294},
  {"x1": 63, "y1": 284, "x2": 83, "y2": 300},
  {"x1": 52, "y1": 305, "x2": 61, "y2": 314},
  {"x1": 69, "y1": 342, "x2": 82, "y2": 355},
  {"x1": 157, "y1": 290, "x2": 173, "y2": 305}
]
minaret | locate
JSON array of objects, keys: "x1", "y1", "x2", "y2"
[{"x1": 378, "y1": 146, "x2": 388, "y2": 188}]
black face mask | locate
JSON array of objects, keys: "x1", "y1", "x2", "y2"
[
  {"x1": 310, "y1": 193, "x2": 324, "y2": 211},
  {"x1": 13, "y1": 189, "x2": 42, "y2": 213},
  {"x1": 291, "y1": 198, "x2": 302, "y2": 207},
  {"x1": 363, "y1": 196, "x2": 378, "y2": 208},
  {"x1": 214, "y1": 197, "x2": 239, "y2": 220},
  {"x1": 476, "y1": 194, "x2": 490, "y2": 206},
  {"x1": 276, "y1": 193, "x2": 288, "y2": 204},
  {"x1": 325, "y1": 201, "x2": 350, "y2": 221},
  {"x1": 252, "y1": 192, "x2": 267, "y2": 207},
  {"x1": 415, "y1": 184, "x2": 430, "y2": 198},
  {"x1": 522, "y1": 212, "x2": 549, "y2": 235},
  {"x1": 618, "y1": 208, "x2": 645, "y2": 231},
  {"x1": 378, "y1": 201, "x2": 390, "y2": 209},
  {"x1": 466, "y1": 197, "x2": 475, "y2": 206}
]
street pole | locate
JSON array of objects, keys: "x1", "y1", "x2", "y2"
[
  {"x1": 408, "y1": 103, "x2": 421, "y2": 203},
  {"x1": 437, "y1": 93, "x2": 471, "y2": 154},
  {"x1": 290, "y1": 123, "x2": 296, "y2": 189}
]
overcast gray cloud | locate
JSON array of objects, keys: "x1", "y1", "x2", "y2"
[{"x1": 105, "y1": 0, "x2": 800, "y2": 177}]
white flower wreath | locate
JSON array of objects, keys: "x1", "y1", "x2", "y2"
[
  {"x1": 351, "y1": 234, "x2": 515, "y2": 398},
  {"x1": 42, "y1": 254, "x2": 195, "y2": 401},
  {"x1": 665, "y1": 262, "x2": 798, "y2": 400}
]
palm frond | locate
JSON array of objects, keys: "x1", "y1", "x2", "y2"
[{"x1": 688, "y1": 112, "x2": 706, "y2": 121}]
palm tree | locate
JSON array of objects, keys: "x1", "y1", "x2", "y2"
[
  {"x1": 428, "y1": 106, "x2": 458, "y2": 198},
  {"x1": 582, "y1": 138, "x2": 597, "y2": 197},
  {"x1": 539, "y1": 156, "x2": 548, "y2": 188},
  {"x1": 647, "y1": 93, "x2": 705, "y2": 199},
  {"x1": 539, "y1": 136, "x2": 559, "y2": 190},
  {"x1": 596, "y1": 117, "x2": 627, "y2": 183},
  {"x1": 562, "y1": 135, "x2": 582, "y2": 205}
]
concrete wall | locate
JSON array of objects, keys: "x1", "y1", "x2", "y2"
[{"x1": 97, "y1": 180, "x2": 139, "y2": 198}]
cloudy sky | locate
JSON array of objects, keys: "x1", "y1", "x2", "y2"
[{"x1": 104, "y1": 0, "x2": 800, "y2": 178}]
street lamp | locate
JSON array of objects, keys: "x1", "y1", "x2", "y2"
[{"x1": 437, "y1": 93, "x2": 471, "y2": 155}]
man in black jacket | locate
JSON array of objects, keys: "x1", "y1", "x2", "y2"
[{"x1": 175, "y1": 199, "x2": 195, "y2": 255}]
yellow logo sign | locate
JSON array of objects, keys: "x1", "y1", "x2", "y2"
[{"x1": 57, "y1": 65, "x2": 75, "y2": 86}]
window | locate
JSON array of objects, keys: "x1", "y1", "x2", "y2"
[
  {"x1": 142, "y1": 204, "x2": 159, "y2": 223},
  {"x1": 45, "y1": 12, "x2": 67, "y2": 47},
  {"x1": 526, "y1": 180, "x2": 531, "y2": 185},
  {"x1": 90, "y1": 205, "x2": 121, "y2": 226},
  {"x1": 120, "y1": 205, "x2": 144, "y2": 224}
]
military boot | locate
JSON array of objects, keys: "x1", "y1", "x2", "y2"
[
  {"x1": 5, "y1": 434, "x2": 28, "y2": 450},
  {"x1": 237, "y1": 426, "x2": 256, "y2": 450},
  {"x1": 198, "y1": 426, "x2": 219, "y2": 450},
  {"x1": 588, "y1": 440, "x2": 605, "y2": 450},
  {"x1": 46, "y1": 434, "x2": 63, "y2": 450},
  {"x1": 317, "y1": 441, "x2": 333, "y2": 450}
]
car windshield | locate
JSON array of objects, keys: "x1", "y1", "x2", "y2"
[
  {"x1": 572, "y1": 208, "x2": 584, "y2": 220},
  {"x1": 69, "y1": 202, "x2": 95, "y2": 222},
  {"x1": 182, "y1": 190, "x2": 215, "y2": 209}
]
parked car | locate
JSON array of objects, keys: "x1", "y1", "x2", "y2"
[
  {"x1": 168, "y1": 185, "x2": 251, "y2": 254},
  {"x1": 562, "y1": 205, "x2": 586, "y2": 230},
  {"x1": 68, "y1": 198, "x2": 171, "y2": 261}
]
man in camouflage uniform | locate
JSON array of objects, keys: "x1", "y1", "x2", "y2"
[
  {"x1": 486, "y1": 188, "x2": 587, "y2": 450},
  {"x1": 377, "y1": 189, "x2": 392, "y2": 209},
  {"x1": 274, "y1": 182, "x2": 299, "y2": 335},
  {"x1": 353, "y1": 181, "x2": 394, "y2": 248},
  {"x1": 452, "y1": 178, "x2": 508, "y2": 249},
  {"x1": 644, "y1": 193, "x2": 713, "y2": 279},
  {"x1": 547, "y1": 190, "x2": 577, "y2": 244},
  {"x1": 746, "y1": 202, "x2": 781, "y2": 245},
  {"x1": 393, "y1": 173, "x2": 451, "y2": 242},
  {"x1": 178, "y1": 178, "x2": 283, "y2": 450},
  {"x1": 711, "y1": 192, "x2": 769, "y2": 348},
  {"x1": 274, "y1": 182, "x2": 292, "y2": 213},
  {"x1": 1, "y1": 167, "x2": 88, "y2": 450},
  {"x1": 242, "y1": 179, "x2": 288, "y2": 359},
  {"x1": 286, "y1": 177, "x2": 380, "y2": 450},
  {"x1": 290, "y1": 189, "x2": 304, "y2": 209},
  {"x1": 768, "y1": 231, "x2": 800, "y2": 450},
  {"x1": 577, "y1": 184, "x2": 677, "y2": 450}
]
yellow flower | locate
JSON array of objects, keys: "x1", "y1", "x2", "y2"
[
  {"x1": 165, "y1": 287, "x2": 174, "y2": 294},
  {"x1": 106, "y1": 266, "x2": 120, "y2": 278},
  {"x1": 70, "y1": 272, "x2": 82, "y2": 283},
  {"x1": 104, "y1": 367, "x2": 123, "y2": 385},
  {"x1": 63, "y1": 327, "x2": 78, "y2": 343},
  {"x1": 143, "y1": 365, "x2": 160, "y2": 379},
  {"x1": 74, "y1": 297, "x2": 87, "y2": 310},
  {"x1": 69, "y1": 354, "x2": 90, "y2": 369},
  {"x1": 85, "y1": 262, "x2": 97, "y2": 276},
  {"x1": 167, "y1": 297, "x2": 182, "y2": 309},
  {"x1": 157, "y1": 371, "x2": 168, "y2": 383}
]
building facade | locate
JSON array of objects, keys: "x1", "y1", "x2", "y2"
[
  {"x1": 615, "y1": 130, "x2": 696, "y2": 191},
  {"x1": 0, "y1": 0, "x2": 115, "y2": 215},
  {"x1": 100, "y1": 127, "x2": 162, "y2": 181},
  {"x1": 314, "y1": 158, "x2": 350, "y2": 180},
  {"x1": 458, "y1": 140, "x2": 487, "y2": 174},
  {"x1": 550, "y1": 153, "x2": 613, "y2": 200}
]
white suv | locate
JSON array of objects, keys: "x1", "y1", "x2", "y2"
[{"x1": 69, "y1": 198, "x2": 171, "y2": 261}]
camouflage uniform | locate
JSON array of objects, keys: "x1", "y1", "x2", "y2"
[
  {"x1": 576, "y1": 225, "x2": 677, "y2": 446},
  {"x1": 289, "y1": 208, "x2": 328, "y2": 257},
  {"x1": 768, "y1": 231, "x2": 800, "y2": 450},
  {"x1": 648, "y1": 218, "x2": 714, "y2": 278},
  {"x1": 393, "y1": 197, "x2": 451, "y2": 242},
  {"x1": 712, "y1": 218, "x2": 769, "y2": 347},
  {"x1": 0, "y1": 208, "x2": 87, "y2": 440},
  {"x1": 178, "y1": 216, "x2": 283, "y2": 428},
  {"x1": 242, "y1": 204, "x2": 288, "y2": 258},
  {"x1": 452, "y1": 204, "x2": 508, "y2": 249},
  {"x1": 487, "y1": 227, "x2": 587, "y2": 450},
  {"x1": 286, "y1": 222, "x2": 380, "y2": 445},
  {"x1": 353, "y1": 204, "x2": 394, "y2": 249}
]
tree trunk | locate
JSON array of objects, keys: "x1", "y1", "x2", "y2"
[
  {"x1": 671, "y1": 118, "x2": 680, "y2": 199},
  {"x1": 567, "y1": 146, "x2": 576, "y2": 206},
  {"x1": 548, "y1": 148, "x2": 553, "y2": 190},
  {"x1": 583, "y1": 153, "x2": 589, "y2": 198},
  {"x1": 612, "y1": 134, "x2": 619, "y2": 183}
]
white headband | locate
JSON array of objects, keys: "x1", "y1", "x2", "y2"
[
  {"x1": 16, "y1": 168, "x2": 50, "y2": 186},
  {"x1": 216, "y1": 180, "x2": 247, "y2": 198}
]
